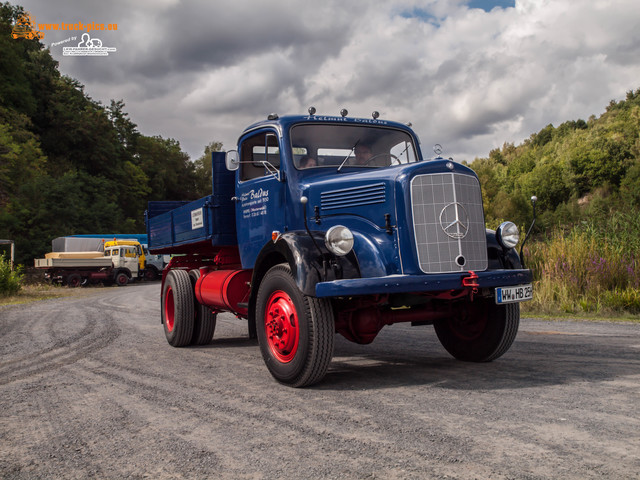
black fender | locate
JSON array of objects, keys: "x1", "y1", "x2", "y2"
[
  {"x1": 485, "y1": 229, "x2": 523, "y2": 269},
  {"x1": 246, "y1": 231, "x2": 359, "y2": 339},
  {"x1": 252, "y1": 231, "x2": 360, "y2": 297}
]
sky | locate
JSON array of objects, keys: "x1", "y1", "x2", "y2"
[{"x1": 17, "y1": 0, "x2": 640, "y2": 162}]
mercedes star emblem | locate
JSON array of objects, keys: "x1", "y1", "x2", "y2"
[{"x1": 439, "y1": 202, "x2": 469, "y2": 239}]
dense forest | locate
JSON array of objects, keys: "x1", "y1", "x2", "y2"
[
  {"x1": 0, "y1": 3, "x2": 214, "y2": 264},
  {"x1": 471, "y1": 90, "x2": 640, "y2": 232}
]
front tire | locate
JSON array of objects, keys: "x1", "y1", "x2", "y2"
[
  {"x1": 161, "y1": 269, "x2": 194, "y2": 347},
  {"x1": 256, "y1": 264, "x2": 334, "y2": 387},
  {"x1": 115, "y1": 272, "x2": 129, "y2": 286},
  {"x1": 434, "y1": 299, "x2": 519, "y2": 362}
]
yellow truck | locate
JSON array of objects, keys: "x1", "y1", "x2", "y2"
[{"x1": 34, "y1": 239, "x2": 150, "y2": 287}]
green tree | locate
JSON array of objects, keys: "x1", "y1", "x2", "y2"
[{"x1": 194, "y1": 140, "x2": 223, "y2": 197}]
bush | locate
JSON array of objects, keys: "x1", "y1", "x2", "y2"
[{"x1": 0, "y1": 254, "x2": 23, "y2": 295}]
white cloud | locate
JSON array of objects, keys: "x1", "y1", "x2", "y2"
[{"x1": 20, "y1": 0, "x2": 640, "y2": 161}]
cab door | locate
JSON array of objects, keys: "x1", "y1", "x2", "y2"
[
  {"x1": 114, "y1": 246, "x2": 139, "y2": 276},
  {"x1": 235, "y1": 129, "x2": 286, "y2": 268}
]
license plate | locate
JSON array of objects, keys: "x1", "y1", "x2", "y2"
[{"x1": 495, "y1": 284, "x2": 533, "y2": 304}]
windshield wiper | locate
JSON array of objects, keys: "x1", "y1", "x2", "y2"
[{"x1": 337, "y1": 139, "x2": 359, "y2": 172}]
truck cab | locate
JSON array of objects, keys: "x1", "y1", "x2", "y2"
[
  {"x1": 148, "y1": 111, "x2": 533, "y2": 387},
  {"x1": 103, "y1": 240, "x2": 146, "y2": 284}
]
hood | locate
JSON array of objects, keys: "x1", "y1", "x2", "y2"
[{"x1": 304, "y1": 160, "x2": 478, "y2": 222}]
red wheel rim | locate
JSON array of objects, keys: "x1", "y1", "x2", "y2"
[
  {"x1": 264, "y1": 290, "x2": 299, "y2": 363},
  {"x1": 165, "y1": 286, "x2": 175, "y2": 332},
  {"x1": 450, "y1": 303, "x2": 487, "y2": 341}
]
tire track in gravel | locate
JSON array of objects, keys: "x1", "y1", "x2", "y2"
[
  {"x1": 68, "y1": 354, "x2": 467, "y2": 477},
  {"x1": 0, "y1": 304, "x2": 121, "y2": 386}
]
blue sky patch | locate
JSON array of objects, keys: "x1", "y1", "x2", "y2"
[
  {"x1": 467, "y1": 0, "x2": 516, "y2": 12},
  {"x1": 399, "y1": 1, "x2": 514, "y2": 23}
]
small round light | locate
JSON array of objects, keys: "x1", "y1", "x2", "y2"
[
  {"x1": 497, "y1": 221, "x2": 520, "y2": 249},
  {"x1": 340, "y1": 109, "x2": 348, "y2": 117},
  {"x1": 325, "y1": 225, "x2": 354, "y2": 256},
  {"x1": 372, "y1": 111, "x2": 379, "y2": 119},
  {"x1": 308, "y1": 106, "x2": 316, "y2": 116}
]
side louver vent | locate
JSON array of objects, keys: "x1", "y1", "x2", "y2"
[{"x1": 320, "y1": 183, "x2": 386, "y2": 211}]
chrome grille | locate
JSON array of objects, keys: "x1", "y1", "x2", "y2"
[{"x1": 411, "y1": 173, "x2": 487, "y2": 273}]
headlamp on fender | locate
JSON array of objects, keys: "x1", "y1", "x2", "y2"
[
  {"x1": 496, "y1": 221, "x2": 520, "y2": 249},
  {"x1": 325, "y1": 225, "x2": 354, "y2": 256}
]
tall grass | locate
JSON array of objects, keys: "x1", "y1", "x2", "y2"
[
  {"x1": 0, "y1": 254, "x2": 23, "y2": 296},
  {"x1": 523, "y1": 211, "x2": 640, "y2": 316}
]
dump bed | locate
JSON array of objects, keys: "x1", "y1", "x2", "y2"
[{"x1": 146, "y1": 152, "x2": 237, "y2": 254}]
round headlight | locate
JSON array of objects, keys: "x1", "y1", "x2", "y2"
[
  {"x1": 496, "y1": 221, "x2": 520, "y2": 249},
  {"x1": 324, "y1": 225, "x2": 354, "y2": 256}
]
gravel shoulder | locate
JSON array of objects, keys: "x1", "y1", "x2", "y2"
[{"x1": 1, "y1": 283, "x2": 639, "y2": 479}]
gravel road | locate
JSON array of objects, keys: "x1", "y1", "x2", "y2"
[{"x1": 1, "y1": 283, "x2": 639, "y2": 479}]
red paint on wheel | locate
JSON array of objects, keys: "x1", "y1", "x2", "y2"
[
  {"x1": 264, "y1": 290, "x2": 299, "y2": 363},
  {"x1": 165, "y1": 286, "x2": 175, "y2": 332}
]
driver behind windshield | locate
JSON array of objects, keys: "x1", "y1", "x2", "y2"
[{"x1": 354, "y1": 144, "x2": 373, "y2": 165}]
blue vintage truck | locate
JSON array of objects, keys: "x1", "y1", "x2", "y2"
[{"x1": 146, "y1": 110, "x2": 533, "y2": 387}]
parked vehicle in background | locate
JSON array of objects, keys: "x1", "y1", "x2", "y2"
[
  {"x1": 35, "y1": 239, "x2": 149, "y2": 287},
  {"x1": 61, "y1": 234, "x2": 169, "y2": 279}
]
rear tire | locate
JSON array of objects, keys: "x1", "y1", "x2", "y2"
[
  {"x1": 162, "y1": 269, "x2": 194, "y2": 347},
  {"x1": 67, "y1": 274, "x2": 82, "y2": 288},
  {"x1": 144, "y1": 267, "x2": 158, "y2": 281},
  {"x1": 188, "y1": 270, "x2": 217, "y2": 346},
  {"x1": 256, "y1": 264, "x2": 334, "y2": 387},
  {"x1": 434, "y1": 299, "x2": 519, "y2": 362}
]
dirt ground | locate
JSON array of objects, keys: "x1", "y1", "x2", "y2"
[{"x1": 1, "y1": 283, "x2": 639, "y2": 479}]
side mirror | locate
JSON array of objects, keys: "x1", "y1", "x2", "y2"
[{"x1": 225, "y1": 150, "x2": 239, "y2": 171}]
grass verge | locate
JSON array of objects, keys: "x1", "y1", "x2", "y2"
[{"x1": 0, "y1": 283, "x2": 99, "y2": 307}]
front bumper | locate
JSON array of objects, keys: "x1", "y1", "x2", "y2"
[{"x1": 315, "y1": 269, "x2": 532, "y2": 298}]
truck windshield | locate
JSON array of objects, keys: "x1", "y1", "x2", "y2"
[{"x1": 290, "y1": 124, "x2": 418, "y2": 170}]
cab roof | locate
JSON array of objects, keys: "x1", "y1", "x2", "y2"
[{"x1": 240, "y1": 114, "x2": 417, "y2": 139}]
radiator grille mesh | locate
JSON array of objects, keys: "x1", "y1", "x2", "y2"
[{"x1": 411, "y1": 173, "x2": 487, "y2": 273}]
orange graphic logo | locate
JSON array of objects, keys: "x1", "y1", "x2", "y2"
[{"x1": 11, "y1": 11, "x2": 44, "y2": 40}]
